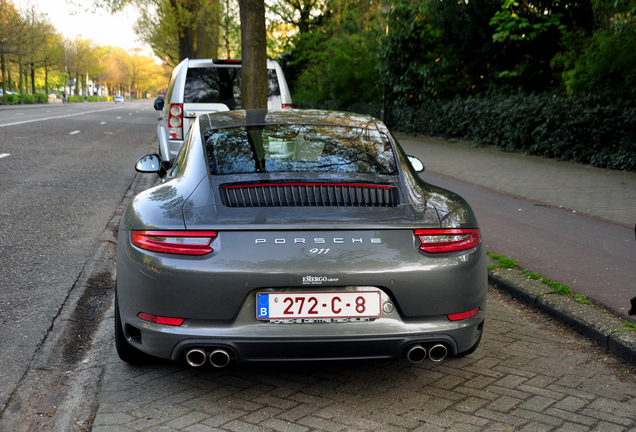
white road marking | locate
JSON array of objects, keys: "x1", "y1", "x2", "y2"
[
  {"x1": 0, "y1": 153, "x2": 10, "y2": 159},
  {"x1": 116, "y1": 117, "x2": 121, "y2": 119},
  {"x1": 100, "y1": 121, "x2": 106, "y2": 124},
  {"x1": 0, "y1": 106, "x2": 122, "y2": 128},
  {"x1": 69, "y1": 130, "x2": 80, "y2": 135}
]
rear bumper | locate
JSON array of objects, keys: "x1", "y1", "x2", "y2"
[{"x1": 119, "y1": 304, "x2": 485, "y2": 363}]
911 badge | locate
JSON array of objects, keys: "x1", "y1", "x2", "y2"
[{"x1": 302, "y1": 275, "x2": 339, "y2": 285}]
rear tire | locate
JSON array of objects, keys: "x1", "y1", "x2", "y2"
[{"x1": 114, "y1": 293, "x2": 148, "y2": 364}]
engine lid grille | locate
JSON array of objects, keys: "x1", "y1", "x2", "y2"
[{"x1": 221, "y1": 183, "x2": 398, "y2": 208}]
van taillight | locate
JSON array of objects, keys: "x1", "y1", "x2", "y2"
[
  {"x1": 168, "y1": 104, "x2": 183, "y2": 140},
  {"x1": 414, "y1": 229, "x2": 481, "y2": 253}
]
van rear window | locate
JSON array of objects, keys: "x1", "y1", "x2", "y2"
[{"x1": 184, "y1": 67, "x2": 281, "y2": 109}]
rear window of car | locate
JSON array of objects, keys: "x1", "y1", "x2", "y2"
[
  {"x1": 184, "y1": 67, "x2": 281, "y2": 109},
  {"x1": 203, "y1": 125, "x2": 397, "y2": 175}
]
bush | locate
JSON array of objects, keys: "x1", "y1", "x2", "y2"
[
  {"x1": 0, "y1": 93, "x2": 49, "y2": 104},
  {"x1": 34, "y1": 93, "x2": 48, "y2": 104},
  {"x1": 341, "y1": 93, "x2": 636, "y2": 171},
  {"x1": 17, "y1": 93, "x2": 35, "y2": 104}
]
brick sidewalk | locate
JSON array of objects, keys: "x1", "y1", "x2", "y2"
[{"x1": 92, "y1": 287, "x2": 636, "y2": 431}]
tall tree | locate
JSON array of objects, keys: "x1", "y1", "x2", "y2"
[
  {"x1": 0, "y1": 0, "x2": 21, "y2": 94},
  {"x1": 239, "y1": 0, "x2": 267, "y2": 109},
  {"x1": 88, "y1": 0, "x2": 220, "y2": 62},
  {"x1": 268, "y1": 0, "x2": 324, "y2": 34}
]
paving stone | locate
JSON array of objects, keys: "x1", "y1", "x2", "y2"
[
  {"x1": 512, "y1": 408, "x2": 564, "y2": 426},
  {"x1": 455, "y1": 386, "x2": 500, "y2": 401},
  {"x1": 243, "y1": 407, "x2": 284, "y2": 424},
  {"x1": 520, "y1": 395, "x2": 557, "y2": 412},
  {"x1": 552, "y1": 423, "x2": 591, "y2": 432},
  {"x1": 411, "y1": 423, "x2": 445, "y2": 432},
  {"x1": 544, "y1": 408, "x2": 597, "y2": 426},
  {"x1": 553, "y1": 396, "x2": 590, "y2": 412},
  {"x1": 276, "y1": 403, "x2": 320, "y2": 422},
  {"x1": 453, "y1": 396, "x2": 490, "y2": 413},
  {"x1": 163, "y1": 410, "x2": 211, "y2": 429},
  {"x1": 92, "y1": 412, "x2": 136, "y2": 426},
  {"x1": 260, "y1": 417, "x2": 310, "y2": 432},
  {"x1": 223, "y1": 419, "x2": 274, "y2": 432},
  {"x1": 518, "y1": 423, "x2": 553, "y2": 432},
  {"x1": 594, "y1": 421, "x2": 629, "y2": 432},
  {"x1": 474, "y1": 408, "x2": 530, "y2": 427},
  {"x1": 184, "y1": 424, "x2": 227, "y2": 432},
  {"x1": 488, "y1": 395, "x2": 525, "y2": 413}
]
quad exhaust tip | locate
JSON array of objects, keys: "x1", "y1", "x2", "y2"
[
  {"x1": 405, "y1": 343, "x2": 449, "y2": 363},
  {"x1": 406, "y1": 344, "x2": 427, "y2": 363},
  {"x1": 185, "y1": 348, "x2": 207, "y2": 367},
  {"x1": 210, "y1": 349, "x2": 231, "y2": 368},
  {"x1": 185, "y1": 348, "x2": 232, "y2": 368},
  {"x1": 428, "y1": 344, "x2": 448, "y2": 362}
]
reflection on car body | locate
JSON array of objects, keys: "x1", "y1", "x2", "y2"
[{"x1": 115, "y1": 109, "x2": 487, "y2": 368}]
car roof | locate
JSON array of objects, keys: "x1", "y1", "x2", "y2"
[{"x1": 199, "y1": 109, "x2": 380, "y2": 132}]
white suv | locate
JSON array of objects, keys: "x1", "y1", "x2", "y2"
[{"x1": 154, "y1": 59, "x2": 293, "y2": 167}]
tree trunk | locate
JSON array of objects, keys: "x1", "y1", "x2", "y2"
[
  {"x1": 239, "y1": 0, "x2": 267, "y2": 109},
  {"x1": 196, "y1": 0, "x2": 219, "y2": 59},
  {"x1": 1, "y1": 50, "x2": 6, "y2": 94},
  {"x1": 18, "y1": 54, "x2": 23, "y2": 93},
  {"x1": 30, "y1": 64, "x2": 35, "y2": 95}
]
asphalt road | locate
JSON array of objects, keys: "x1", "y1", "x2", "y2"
[{"x1": 0, "y1": 100, "x2": 157, "y2": 416}]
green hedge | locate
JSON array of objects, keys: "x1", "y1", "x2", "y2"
[
  {"x1": 345, "y1": 94, "x2": 636, "y2": 172},
  {"x1": 0, "y1": 92, "x2": 48, "y2": 105}
]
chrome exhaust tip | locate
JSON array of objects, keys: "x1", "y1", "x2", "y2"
[
  {"x1": 185, "y1": 348, "x2": 207, "y2": 367},
  {"x1": 428, "y1": 344, "x2": 448, "y2": 362},
  {"x1": 209, "y1": 349, "x2": 231, "y2": 368},
  {"x1": 406, "y1": 344, "x2": 427, "y2": 363}
]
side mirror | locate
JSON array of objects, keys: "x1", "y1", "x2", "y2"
[
  {"x1": 154, "y1": 98, "x2": 164, "y2": 111},
  {"x1": 136, "y1": 154, "x2": 166, "y2": 178},
  {"x1": 407, "y1": 155, "x2": 425, "y2": 173}
]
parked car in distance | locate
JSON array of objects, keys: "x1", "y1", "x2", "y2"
[
  {"x1": 115, "y1": 109, "x2": 487, "y2": 368},
  {"x1": 154, "y1": 59, "x2": 293, "y2": 168},
  {"x1": 114, "y1": 95, "x2": 125, "y2": 104}
]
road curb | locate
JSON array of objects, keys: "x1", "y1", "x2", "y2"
[{"x1": 488, "y1": 261, "x2": 636, "y2": 366}]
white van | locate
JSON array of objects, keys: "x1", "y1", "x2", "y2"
[{"x1": 154, "y1": 59, "x2": 293, "y2": 167}]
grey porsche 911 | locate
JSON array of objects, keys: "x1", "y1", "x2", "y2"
[{"x1": 115, "y1": 109, "x2": 487, "y2": 367}]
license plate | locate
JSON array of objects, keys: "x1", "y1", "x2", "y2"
[{"x1": 257, "y1": 291, "x2": 381, "y2": 320}]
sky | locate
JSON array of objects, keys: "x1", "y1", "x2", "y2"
[{"x1": 12, "y1": 0, "x2": 150, "y2": 53}]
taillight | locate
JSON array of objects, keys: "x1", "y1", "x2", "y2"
[
  {"x1": 131, "y1": 230, "x2": 217, "y2": 255},
  {"x1": 447, "y1": 308, "x2": 480, "y2": 321},
  {"x1": 414, "y1": 229, "x2": 480, "y2": 253},
  {"x1": 282, "y1": 104, "x2": 294, "y2": 109},
  {"x1": 138, "y1": 312, "x2": 184, "y2": 326},
  {"x1": 168, "y1": 104, "x2": 183, "y2": 140}
]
